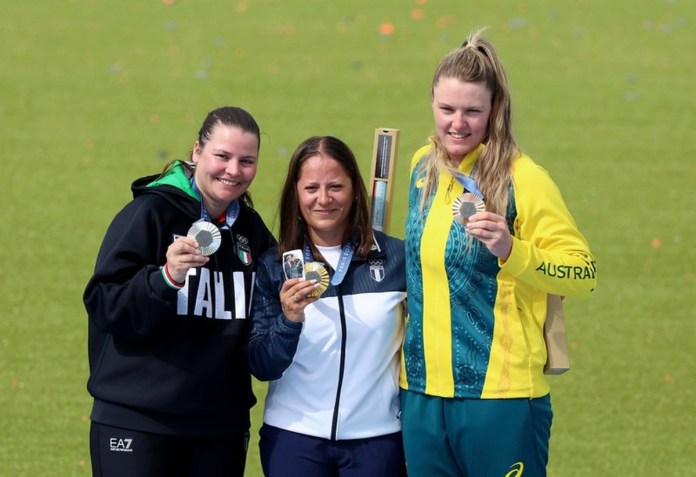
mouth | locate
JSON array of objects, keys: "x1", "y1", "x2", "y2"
[
  {"x1": 217, "y1": 178, "x2": 240, "y2": 186},
  {"x1": 314, "y1": 209, "x2": 337, "y2": 216},
  {"x1": 449, "y1": 132, "x2": 470, "y2": 140}
]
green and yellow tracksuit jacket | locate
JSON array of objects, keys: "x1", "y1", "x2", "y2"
[{"x1": 401, "y1": 144, "x2": 596, "y2": 399}]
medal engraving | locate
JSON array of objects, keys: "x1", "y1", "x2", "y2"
[
  {"x1": 187, "y1": 221, "x2": 222, "y2": 256},
  {"x1": 452, "y1": 192, "x2": 485, "y2": 225},
  {"x1": 304, "y1": 262, "x2": 329, "y2": 297}
]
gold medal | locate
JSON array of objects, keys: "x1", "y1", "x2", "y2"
[
  {"x1": 187, "y1": 221, "x2": 221, "y2": 256},
  {"x1": 304, "y1": 262, "x2": 330, "y2": 297},
  {"x1": 452, "y1": 192, "x2": 485, "y2": 225}
]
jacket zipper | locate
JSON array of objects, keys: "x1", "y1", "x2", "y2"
[{"x1": 330, "y1": 286, "x2": 348, "y2": 441}]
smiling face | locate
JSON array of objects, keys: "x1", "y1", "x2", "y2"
[
  {"x1": 432, "y1": 77, "x2": 492, "y2": 165},
  {"x1": 296, "y1": 154, "x2": 354, "y2": 247},
  {"x1": 192, "y1": 124, "x2": 259, "y2": 218}
]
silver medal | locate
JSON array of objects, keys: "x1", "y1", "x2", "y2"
[
  {"x1": 187, "y1": 220, "x2": 221, "y2": 256},
  {"x1": 452, "y1": 193, "x2": 485, "y2": 225}
]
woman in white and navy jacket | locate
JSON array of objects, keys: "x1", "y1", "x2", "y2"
[{"x1": 247, "y1": 136, "x2": 407, "y2": 477}]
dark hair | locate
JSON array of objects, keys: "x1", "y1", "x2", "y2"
[
  {"x1": 278, "y1": 136, "x2": 373, "y2": 260},
  {"x1": 195, "y1": 106, "x2": 260, "y2": 151},
  {"x1": 161, "y1": 106, "x2": 261, "y2": 207}
]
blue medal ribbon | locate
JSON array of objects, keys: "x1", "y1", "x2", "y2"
[
  {"x1": 190, "y1": 178, "x2": 240, "y2": 229},
  {"x1": 452, "y1": 162, "x2": 484, "y2": 199},
  {"x1": 330, "y1": 241, "x2": 355, "y2": 286},
  {"x1": 302, "y1": 237, "x2": 356, "y2": 287}
]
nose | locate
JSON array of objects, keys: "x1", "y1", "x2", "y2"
[
  {"x1": 225, "y1": 159, "x2": 240, "y2": 176},
  {"x1": 452, "y1": 112, "x2": 466, "y2": 130},
  {"x1": 317, "y1": 187, "x2": 331, "y2": 204}
]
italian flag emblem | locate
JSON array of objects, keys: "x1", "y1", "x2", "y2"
[{"x1": 237, "y1": 243, "x2": 251, "y2": 265}]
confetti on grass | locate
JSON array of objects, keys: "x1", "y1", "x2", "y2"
[{"x1": 379, "y1": 22, "x2": 395, "y2": 37}]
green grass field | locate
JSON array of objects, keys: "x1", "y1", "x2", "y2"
[{"x1": 1, "y1": 1, "x2": 694, "y2": 475}]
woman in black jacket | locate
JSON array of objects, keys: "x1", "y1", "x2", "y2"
[{"x1": 84, "y1": 106, "x2": 276, "y2": 477}]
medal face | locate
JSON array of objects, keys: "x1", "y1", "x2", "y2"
[
  {"x1": 187, "y1": 221, "x2": 221, "y2": 256},
  {"x1": 304, "y1": 261, "x2": 330, "y2": 297},
  {"x1": 452, "y1": 192, "x2": 485, "y2": 225}
]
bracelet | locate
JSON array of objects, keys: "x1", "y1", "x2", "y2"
[{"x1": 162, "y1": 264, "x2": 186, "y2": 289}]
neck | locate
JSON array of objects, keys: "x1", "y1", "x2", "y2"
[
  {"x1": 308, "y1": 229, "x2": 345, "y2": 248},
  {"x1": 316, "y1": 243, "x2": 342, "y2": 250},
  {"x1": 204, "y1": 202, "x2": 225, "y2": 220}
]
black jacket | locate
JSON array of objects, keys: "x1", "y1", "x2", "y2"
[{"x1": 84, "y1": 163, "x2": 276, "y2": 436}]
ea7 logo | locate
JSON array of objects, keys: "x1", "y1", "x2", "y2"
[{"x1": 109, "y1": 438, "x2": 134, "y2": 452}]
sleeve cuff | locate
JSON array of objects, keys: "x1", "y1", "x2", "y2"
[
  {"x1": 499, "y1": 237, "x2": 526, "y2": 276},
  {"x1": 161, "y1": 265, "x2": 185, "y2": 289}
]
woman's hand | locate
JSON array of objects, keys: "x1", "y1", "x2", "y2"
[
  {"x1": 280, "y1": 278, "x2": 321, "y2": 323},
  {"x1": 165, "y1": 236, "x2": 210, "y2": 283},
  {"x1": 466, "y1": 211, "x2": 513, "y2": 261}
]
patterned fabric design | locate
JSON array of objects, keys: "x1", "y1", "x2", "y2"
[{"x1": 403, "y1": 158, "x2": 520, "y2": 398}]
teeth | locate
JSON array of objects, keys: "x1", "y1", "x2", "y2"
[
  {"x1": 450, "y1": 133, "x2": 467, "y2": 139},
  {"x1": 219, "y1": 178, "x2": 239, "y2": 186}
]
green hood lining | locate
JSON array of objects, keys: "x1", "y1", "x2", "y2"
[{"x1": 146, "y1": 161, "x2": 200, "y2": 201}]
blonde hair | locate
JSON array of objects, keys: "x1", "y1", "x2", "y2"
[{"x1": 417, "y1": 28, "x2": 518, "y2": 215}]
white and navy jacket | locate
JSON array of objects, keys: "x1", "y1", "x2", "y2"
[{"x1": 247, "y1": 231, "x2": 406, "y2": 440}]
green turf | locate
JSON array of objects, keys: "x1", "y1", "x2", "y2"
[{"x1": 1, "y1": 0, "x2": 694, "y2": 475}]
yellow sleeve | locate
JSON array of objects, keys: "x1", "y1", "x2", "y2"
[{"x1": 501, "y1": 155, "x2": 597, "y2": 297}]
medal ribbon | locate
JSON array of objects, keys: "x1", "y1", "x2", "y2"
[
  {"x1": 452, "y1": 162, "x2": 484, "y2": 199},
  {"x1": 190, "y1": 178, "x2": 240, "y2": 229},
  {"x1": 302, "y1": 238, "x2": 356, "y2": 287}
]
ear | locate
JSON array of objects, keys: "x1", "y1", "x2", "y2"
[{"x1": 192, "y1": 141, "x2": 202, "y2": 163}]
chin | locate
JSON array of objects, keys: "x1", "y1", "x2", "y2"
[
  {"x1": 221, "y1": 186, "x2": 246, "y2": 197},
  {"x1": 447, "y1": 144, "x2": 474, "y2": 157}
]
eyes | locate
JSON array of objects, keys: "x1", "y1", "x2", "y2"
[
  {"x1": 214, "y1": 153, "x2": 257, "y2": 166},
  {"x1": 303, "y1": 184, "x2": 345, "y2": 193},
  {"x1": 438, "y1": 105, "x2": 484, "y2": 115}
]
